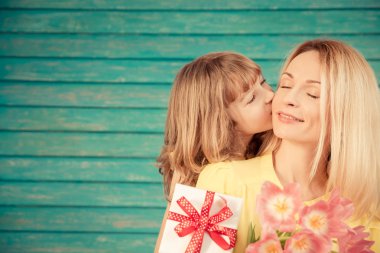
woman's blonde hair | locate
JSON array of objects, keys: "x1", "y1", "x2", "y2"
[
  {"x1": 278, "y1": 39, "x2": 380, "y2": 219},
  {"x1": 157, "y1": 52, "x2": 274, "y2": 200}
]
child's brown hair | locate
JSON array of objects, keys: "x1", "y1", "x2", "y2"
[{"x1": 157, "y1": 52, "x2": 274, "y2": 200}]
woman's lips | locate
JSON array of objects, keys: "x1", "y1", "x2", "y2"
[{"x1": 277, "y1": 112, "x2": 304, "y2": 123}]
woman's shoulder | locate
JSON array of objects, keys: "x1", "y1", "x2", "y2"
[
  {"x1": 196, "y1": 161, "x2": 233, "y2": 193},
  {"x1": 366, "y1": 215, "x2": 380, "y2": 231},
  {"x1": 357, "y1": 215, "x2": 380, "y2": 252},
  {"x1": 197, "y1": 153, "x2": 274, "y2": 189},
  {"x1": 352, "y1": 214, "x2": 380, "y2": 229},
  {"x1": 199, "y1": 154, "x2": 267, "y2": 178},
  {"x1": 231, "y1": 153, "x2": 275, "y2": 184},
  {"x1": 232, "y1": 153, "x2": 272, "y2": 172},
  {"x1": 198, "y1": 160, "x2": 235, "y2": 183},
  {"x1": 202, "y1": 160, "x2": 233, "y2": 172}
]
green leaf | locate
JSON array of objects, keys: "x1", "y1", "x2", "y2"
[{"x1": 247, "y1": 223, "x2": 260, "y2": 244}]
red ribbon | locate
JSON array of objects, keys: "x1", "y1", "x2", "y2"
[{"x1": 167, "y1": 191, "x2": 237, "y2": 253}]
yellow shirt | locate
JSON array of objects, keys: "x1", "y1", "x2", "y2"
[{"x1": 196, "y1": 154, "x2": 380, "y2": 253}]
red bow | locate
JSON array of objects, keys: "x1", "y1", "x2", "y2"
[{"x1": 168, "y1": 191, "x2": 237, "y2": 253}]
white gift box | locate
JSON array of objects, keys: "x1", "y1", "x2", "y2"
[{"x1": 159, "y1": 184, "x2": 243, "y2": 253}]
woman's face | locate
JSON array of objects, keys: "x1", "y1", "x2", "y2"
[
  {"x1": 272, "y1": 50, "x2": 322, "y2": 144},
  {"x1": 227, "y1": 77, "x2": 274, "y2": 137}
]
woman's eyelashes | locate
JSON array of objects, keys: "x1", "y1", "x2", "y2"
[
  {"x1": 307, "y1": 93, "x2": 320, "y2": 99},
  {"x1": 279, "y1": 79, "x2": 291, "y2": 88},
  {"x1": 279, "y1": 82, "x2": 320, "y2": 99},
  {"x1": 306, "y1": 87, "x2": 320, "y2": 99},
  {"x1": 279, "y1": 82, "x2": 292, "y2": 89}
]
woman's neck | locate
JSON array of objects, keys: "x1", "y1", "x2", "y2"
[{"x1": 273, "y1": 140, "x2": 328, "y2": 201}]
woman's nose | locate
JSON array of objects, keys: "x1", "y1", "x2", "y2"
[{"x1": 283, "y1": 88, "x2": 299, "y2": 107}]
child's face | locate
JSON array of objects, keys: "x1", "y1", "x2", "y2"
[
  {"x1": 227, "y1": 77, "x2": 274, "y2": 138},
  {"x1": 272, "y1": 50, "x2": 321, "y2": 144}
]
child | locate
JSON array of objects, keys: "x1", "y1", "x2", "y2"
[{"x1": 154, "y1": 51, "x2": 275, "y2": 252}]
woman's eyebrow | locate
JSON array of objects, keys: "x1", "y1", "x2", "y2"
[
  {"x1": 282, "y1": 72, "x2": 293, "y2": 78},
  {"x1": 282, "y1": 72, "x2": 320, "y2": 84},
  {"x1": 306, "y1": 80, "x2": 321, "y2": 84}
]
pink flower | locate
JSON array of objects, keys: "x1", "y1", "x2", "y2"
[
  {"x1": 338, "y1": 226, "x2": 375, "y2": 253},
  {"x1": 299, "y1": 201, "x2": 332, "y2": 238},
  {"x1": 284, "y1": 230, "x2": 332, "y2": 253},
  {"x1": 327, "y1": 189, "x2": 354, "y2": 221},
  {"x1": 256, "y1": 181, "x2": 302, "y2": 232},
  {"x1": 248, "y1": 181, "x2": 375, "y2": 253},
  {"x1": 245, "y1": 233, "x2": 283, "y2": 253},
  {"x1": 299, "y1": 189, "x2": 354, "y2": 238}
]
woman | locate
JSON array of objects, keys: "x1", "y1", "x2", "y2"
[{"x1": 197, "y1": 39, "x2": 380, "y2": 252}]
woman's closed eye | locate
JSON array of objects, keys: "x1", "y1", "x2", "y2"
[
  {"x1": 306, "y1": 87, "x2": 320, "y2": 99},
  {"x1": 279, "y1": 83, "x2": 292, "y2": 89},
  {"x1": 307, "y1": 93, "x2": 320, "y2": 99}
]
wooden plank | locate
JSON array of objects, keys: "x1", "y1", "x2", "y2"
[
  {"x1": 0, "y1": 58, "x2": 184, "y2": 83},
  {"x1": 0, "y1": 132, "x2": 162, "y2": 157},
  {"x1": 0, "y1": 182, "x2": 165, "y2": 207},
  {"x1": 0, "y1": 206, "x2": 164, "y2": 232},
  {"x1": 0, "y1": 107, "x2": 166, "y2": 132},
  {"x1": 0, "y1": 232, "x2": 156, "y2": 253},
  {"x1": 1, "y1": 34, "x2": 380, "y2": 60},
  {"x1": 0, "y1": 58, "x2": 282, "y2": 84},
  {"x1": 0, "y1": 0, "x2": 379, "y2": 10},
  {"x1": 1, "y1": 58, "x2": 377, "y2": 85},
  {"x1": 0, "y1": 83, "x2": 171, "y2": 108},
  {"x1": 0, "y1": 157, "x2": 161, "y2": 182},
  {"x1": 1, "y1": 58, "x2": 379, "y2": 108},
  {"x1": 0, "y1": 10, "x2": 379, "y2": 34}
]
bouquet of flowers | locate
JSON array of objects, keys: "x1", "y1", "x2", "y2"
[{"x1": 245, "y1": 181, "x2": 375, "y2": 253}]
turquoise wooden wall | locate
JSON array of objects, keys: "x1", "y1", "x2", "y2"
[{"x1": 0, "y1": 1, "x2": 379, "y2": 252}]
